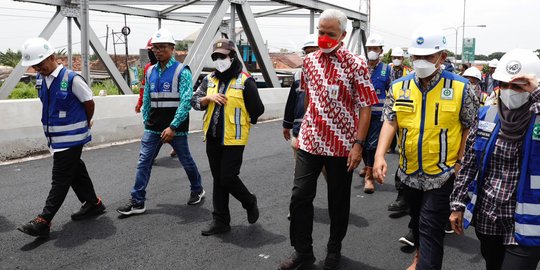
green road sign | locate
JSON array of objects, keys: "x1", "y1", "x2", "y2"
[{"x1": 462, "y1": 38, "x2": 476, "y2": 63}]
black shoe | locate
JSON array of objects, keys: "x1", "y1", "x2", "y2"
[
  {"x1": 247, "y1": 194, "x2": 259, "y2": 224},
  {"x1": 399, "y1": 230, "x2": 415, "y2": 247},
  {"x1": 17, "y1": 216, "x2": 50, "y2": 238},
  {"x1": 324, "y1": 252, "x2": 341, "y2": 270},
  {"x1": 445, "y1": 221, "x2": 454, "y2": 234},
  {"x1": 116, "y1": 198, "x2": 146, "y2": 216},
  {"x1": 71, "y1": 197, "x2": 106, "y2": 220},
  {"x1": 187, "y1": 189, "x2": 205, "y2": 205},
  {"x1": 201, "y1": 221, "x2": 231, "y2": 236},
  {"x1": 387, "y1": 196, "x2": 408, "y2": 212},
  {"x1": 278, "y1": 251, "x2": 316, "y2": 270}
]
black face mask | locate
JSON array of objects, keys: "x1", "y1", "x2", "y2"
[{"x1": 148, "y1": 50, "x2": 158, "y2": 65}]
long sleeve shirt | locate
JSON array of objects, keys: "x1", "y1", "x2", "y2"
[{"x1": 450, "y1": 88, "x2": 540, "y2": 245}]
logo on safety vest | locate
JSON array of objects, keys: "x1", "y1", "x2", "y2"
[
  {"x1": 163, "y1": 82, "x2": 171, "y2": 91},
  {"x1": 381, "y1": 69, "x2": 386, "y2": 76},
  {"x1": 506, "y1": 60, "x2": 522, "y2": 75},
  {"x1": 441, "y1": 88, "x2": 453, "y2": 100},
  {"x1": 150, "y1": 83, "x2": 155, "y2": 90},
  {"x1": 60, "y1": 80, "x2": 68, "y2": 91},
  {"x1": 399, "y1": 88, "x2": 411, "y2": 100},
  {"x1": 416, "y1": 37, "x2": 424, "y2": 45},
  {"x1": 533, "y1": 124, "x2": 540, "y2": 141}
]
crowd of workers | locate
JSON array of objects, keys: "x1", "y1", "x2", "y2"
[{"x1": 14, "y1": 7, "x2": 540, "y2": 270}]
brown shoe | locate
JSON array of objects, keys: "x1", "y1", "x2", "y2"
[
  {"x1": 359, "y1": 167, "x2": 367, "y2": 177},
  {"x1": 364, "y1": 167, "x2": 375, "y2": 194},
  {"x1": 278, "y1": 251, "x2": 316, "y2": 270}
]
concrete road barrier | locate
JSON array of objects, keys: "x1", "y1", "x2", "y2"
[{"x1": 0, "y1": 88, "x2": 288, "y2": 161}]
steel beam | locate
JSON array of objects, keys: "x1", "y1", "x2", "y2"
[
  {"x1": 236, "y1": 1, "x2": 280, "y2": 87},
  {"x1": 159, "y1": 0, "x2": 200, "y2": 16},
  {"x1": 67, "y1": 17, "x2": 73, "y2": 69},
  {"x1": 74, "y1": 18, "x2": 133, "y2": 94},
  {"x1": 183, "y1": 0, "x2": 230, "y2": 82},
  {"x1": 0, "y1": 9, "x2": 64, "y2": 99},
  {"x1": 309, "y1": 10, "x2": 314, "y2": 34},
  {"x1": 229, "y1": 4, "x2": 236, "y2": 42},
  {"x1": 272, "y1": 0, "x2": 367, "y2": 21},
  {"x1": 253, "y1": 6, "x2": 298, "y2": 17},
  {"x1": 80, "y1": 0, "x2": 90, "y2": 81},
  {"x1": 91, "y1": 4, "x2": 159, "y2": 17},
  {"x1": 160, "y1": 14, "x2": 208, "y2": 24}
]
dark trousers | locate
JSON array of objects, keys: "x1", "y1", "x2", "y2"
[
  {"x1": 40, "y1": 146, "x2": 98, "y2": 222},
  {"x1": 395, "y1": 170, "x2": 404, "y2": 191},
  {"x1": 206, "y1": 136, "x2": 255, "y2": 225},
  {"x1": 362, "y1": 115, "x2": 382, "y2": 167},
  {"x1": 402, "y1": 176, "x2": 454, "y2": 270},
  {"x1": 289, "y1": 149, "x2": 353, "y2": 254},
  {"x1": 476, "y1": 231, "x2": 540, "y2": 270}
]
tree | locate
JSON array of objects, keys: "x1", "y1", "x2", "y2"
[
  {"x1": 175, "y1": 40, "x2": 193, "y2": 51},
  {"x1": 487, "y1": 52, "x2": 505, "y2": 60},
  {"x1": 0, "y1": 49, "x2": 22, "y2": 67}
]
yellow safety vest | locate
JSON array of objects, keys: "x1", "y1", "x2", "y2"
[
  {"x1": 392, "y1": 73, "x2": 466, "y2": 175},
  {"x1": 203, "y1": 73, "x2": 251, "y2": 146}
]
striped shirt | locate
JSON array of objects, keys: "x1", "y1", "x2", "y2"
[{"x1": 298, "y1": 45, "x2": 378, "y2": 157}]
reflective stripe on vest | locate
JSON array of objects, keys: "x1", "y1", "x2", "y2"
[
  {"x1": 39, "y1": 68, "x2": 91, "y2": 149},
  {"x1": 203, "y1": 73, "x2": 251, "y2": 146},
  {"x1": 515, "y1": 113, "x2": 540, "y2": 246},
  {"x1": 391, "y1": 71, "x2": 466, "y2": 175},
  {"x1": 463, "y1": 105, "x2": 499, "y2": 229},
  {"x1": 147, "y1": 63, "x2": 185, "y2": 108},
  {"x1": 372, "y1": 62, "x2": 391, "y2": 114}
]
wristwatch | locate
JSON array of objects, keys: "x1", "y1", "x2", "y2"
[
  {"x1": 354, "y1": 139, "x2": 365, "y2": 146},
  {"x1": 455, "y1": 159, "x2": 462, "y2": 165},
  {"x1": 169, "y1": 125, "x2": 178, "y2": 131}
]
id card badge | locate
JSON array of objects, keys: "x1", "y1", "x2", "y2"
[{"x1": 328, "y1": 85, "x2": 339, "y2": 99}]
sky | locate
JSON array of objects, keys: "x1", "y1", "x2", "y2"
[{"x1": 0, "y1": 0, "x2": 538, "y2": 57}]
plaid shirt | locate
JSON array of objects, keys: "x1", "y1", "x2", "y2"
[
  {"x1": 450, "y1": 88, "x2": 540, "y2": 245},
  {"x1": 383, "y1": 68, "x2": 479, "y2": 190}
]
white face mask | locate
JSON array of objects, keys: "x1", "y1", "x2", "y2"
[
  {"x1": 413, "y1": 59, "x2": 437, "y2": 79},
  {"x1": 367, "y1": 51, "x2": 380, "y2": 61},
  {"x1": 499, "y1": 89, "x2": 530, "y2": 110},
  {"x1": 392, "y1": 59, "x2": 402, "y2": 66},
  {"x1": 214, "y1": 57, "x2": 232, "y2": 73}
]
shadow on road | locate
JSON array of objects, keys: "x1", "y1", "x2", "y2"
[
  {"x1": 216, "y1": 224, "x2": 287, "y2": 248},
  {"x1": 445, "y1": 234, "x2": 483, "y2": 263},
  {"x1": 314, "y1": 206, "x2": 369, "y2": 228},
  {"x1": 314, "y1": 256, "x2": 386, "y2": 270},
  {"x1": 153, "y1": 156, "x2": 184, "y2": 169},
  {"x1": 54, "y1": 215, "x2": 117, "y2": 249},
  {"x1": 0, "y1": 216, "x2": 15, "y2": 233},
  {"x1": 146, "y1": 203, "x2": 213, "y2": 224}
]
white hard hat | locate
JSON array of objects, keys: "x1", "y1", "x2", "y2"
[
  {"x1": 463, "y1": 67, "x2": 482, "y2": 81},
  {"x1": 408, "y1": 25, "x2": 447, "y2": 56},
  {"x1": 492, "y1": 49, "x2": 540, "y2": 83},
  {"x1": 21, "y1": 37, "x2": 55, "y2": 67},
  {"x1": 366, "y1": 34, "x2": 384, "y2": 47},
  {"x1": 391, "y1": 47, "x2": 404, "y2": 57},
  {"x1": 302, "y1": 33, "x2": 318, "y2": 49},
  {"x1": 488, "y1": 59, "x2": 499, "y2": 68},
  {"x1": 151, "y1": 28, "x2": 176, "y2": 45}
]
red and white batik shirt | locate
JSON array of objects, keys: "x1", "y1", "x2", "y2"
[{"x1": 298, "y1": 46, "x2": 378, "y2": 157}]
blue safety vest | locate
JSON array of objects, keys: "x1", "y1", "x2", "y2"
[
  {"x1": 145, "y1": 61, "x2": 189, "y2": 132},
  {"x1": 371, "y1": 62, "x2": 392, "y2": 116},
  {"x1": 37, "y1": 67, "x2": 91, "y2": 149},
  {"x1": 464, "y1": 105, "x2": 540, "y2": 246}
]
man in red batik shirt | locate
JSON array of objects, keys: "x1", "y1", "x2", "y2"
[{"x1": 278, "y1": 8, "x2": 378, "y2": 270}]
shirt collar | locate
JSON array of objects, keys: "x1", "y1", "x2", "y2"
[
  {"x1": 414, "y1": 68, "x2": 443, "y2": 91},
  {"x1": 157, "y1": 57, "x2": 177, "y2": 72},
  {"x1": 47, "y1": 64, "x2": 63, "y2": 79},
  {"x1": 320, "y1": 44, "x2": 346, "y2": 62}
]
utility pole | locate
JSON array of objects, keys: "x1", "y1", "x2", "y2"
[{"x1": 462, "y1": 0, "x2": 466, "y2": 64}]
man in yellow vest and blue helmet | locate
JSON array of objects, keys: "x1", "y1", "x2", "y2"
[
  {"x1": 116, "y1": 28, "x2": 205, "y2": 216},
  {"x1": 373, "y1": 25, "x2": 479, "y2": 269},
  {"x1": 191, "y1": 38, "x2": 264, "y2": 236},
  {"x1": 450, "y1": 49, "x2": 540, "y2": 270}
]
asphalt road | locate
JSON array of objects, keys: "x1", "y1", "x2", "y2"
[{"x1": 0, "y1": 121, "x2": 488, "y2": 270}]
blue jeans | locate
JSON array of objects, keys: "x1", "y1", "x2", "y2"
[
  {"x1": 362, "y1": 114, "x2": 383, "y2": 167},
  {"x1": 131, "y1": 131, "x2": 202, "y2": 203}
]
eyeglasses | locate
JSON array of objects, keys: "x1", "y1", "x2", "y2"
[
  {"x1": 151, "y1": 44, "x2": 171, "y2": 52},
  {"x1": 32, "y1": 62, "x2": 45, "y2": 70}
]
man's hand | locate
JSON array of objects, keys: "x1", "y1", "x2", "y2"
[
  {"x1": 88, "y1": 119, "x2": 94, "y2": 129},
  {"x1": 510, "y1": 74, "x2": 539, "y2": 93},
  {"x1": 372, "y1": 156, "x2": 387, "y2": 184},
  {"x1": 205, "y1": 93, "x2": 228, "y2": 105},
  {"x1": 347, "y1": 144, "x2": 363, "y2": 172},
  {"x1": 283, "y1": 128, "x2": 291, "y2": 141},
  {"x1": 455, "y1": 163, "x2": 462, "y2": 175},
  {"x1": 135, "y1": 104, "x2": 142, "y2": 113},
  {"x1": 449, "y1": 211, "x2": 464, "y2": 235},
  {"x1": 161, "y1": 127, "x2": 175, "y2": 143}
]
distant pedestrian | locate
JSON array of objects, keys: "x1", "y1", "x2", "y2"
[{"x1": 17, "y1": 37, "x2": 105, "y2": 238}]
